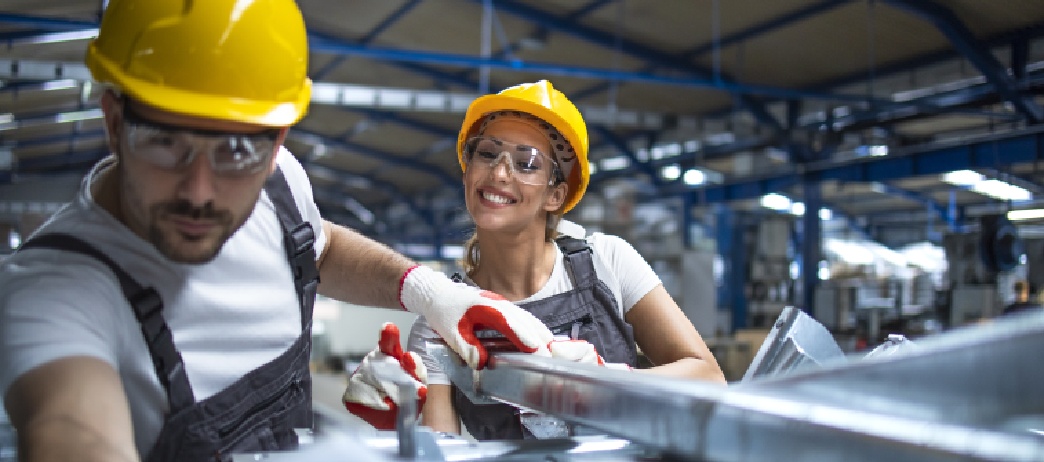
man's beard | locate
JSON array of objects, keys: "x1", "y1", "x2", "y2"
[{"x1": 148, "y1": 200, "x2": 237, "y2": 264}]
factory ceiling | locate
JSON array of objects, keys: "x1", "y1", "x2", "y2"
[{"x1": 3, "y1": 0, "x2": 1044, "y2": 254}]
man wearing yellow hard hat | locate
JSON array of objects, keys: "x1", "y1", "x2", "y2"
[
  {"x1": 341, "y1": 80, "x2": 726, "y2": 439},
  {"x1": 0, "y1": 1, "x2": 559, "y2": 460}
]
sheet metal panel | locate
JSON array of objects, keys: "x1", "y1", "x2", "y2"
[{"x1": 432, "y1": 310, "x2": 1044, "y2": 461}]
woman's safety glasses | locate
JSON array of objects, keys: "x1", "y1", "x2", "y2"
[
  {"x1": 121, "y1": 101, "x2": 280, "y2": 176},
  {"x1": 462, "y1": 136, "x2": 562, "y2": 186}
]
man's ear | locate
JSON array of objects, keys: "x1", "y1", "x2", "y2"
[
  {"x1": 100, "y1": 90, "x2": 122, "y2": 154},
  {"x1": 544, "y1": 182, "x2": 568, "y2": 212}
]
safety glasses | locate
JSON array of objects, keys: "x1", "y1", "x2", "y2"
[
  {"x1": 121, "y1": 101, "x2": 280, "y2": 176},
  {"x1": 462, "y1": 136, "x2": 562, "y2": 186}
]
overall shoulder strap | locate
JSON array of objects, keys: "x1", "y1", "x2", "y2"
[
  {"x1": 19, "y1": 233, "x2": 196, "y2": 411},
  {"x1": 264, "y1": 167, "x2": 320, "y2": 330},
  {"x1": 555, "y1": 236, "x2": 597, "y2": 287}
]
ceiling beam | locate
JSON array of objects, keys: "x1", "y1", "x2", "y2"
[
  {"x1": 685, "y1": 125, "x2": 1044, "y2": 204},
  {"x1": 883, "y1": 0, "x2": 1044, "y2": 123},
  {"x1": 311, "y1": 0, "x2": 422, "y2": 80}
]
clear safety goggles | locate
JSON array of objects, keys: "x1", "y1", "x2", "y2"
[
  {"x1": 462, "y1": 136, "x2": 562, "y2": 186},
  {"x1": 121, "y1": 102, "x2": 280, "y2": 176}
]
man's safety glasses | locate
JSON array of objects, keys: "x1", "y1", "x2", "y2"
[
  {"x1": 121, "y1": 102, "x2": 280, "y2": 176},
  {"x1": 462, "y1": 136, "x2": 562, "y2": 186}
]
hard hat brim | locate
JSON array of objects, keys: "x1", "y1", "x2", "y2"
[{"x1": 87, "y1": 44, "x2": 311, "y2": 127}]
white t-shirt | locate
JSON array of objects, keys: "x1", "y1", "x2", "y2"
[
  {"x1": 0, "y1": 147, "x2": 326, "y2": 455},
  {"x1": 407, "y1": 229, "x2": 661, "y2": 386}
]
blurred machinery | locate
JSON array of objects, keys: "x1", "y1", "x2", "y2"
[
  {"x1": 942, "y1": 214, "x2": 1024, "y2": 326},
  {"x1": 746, "y1": 217, "x2": 794, "y2": 327}
]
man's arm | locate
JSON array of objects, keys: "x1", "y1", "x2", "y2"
[
  {"x1": 315, "y1": 220, "x2": 415, "y2": 309},
  {"x1": 5, "y1": 356, "x2": 138, "y2": 462},
  {"x1": 316, "y1": 219, "x2": 555, "y2": 370}
]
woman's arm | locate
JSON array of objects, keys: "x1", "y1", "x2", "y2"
[
  {"x1": 625, "y1": 284, "x2": 727, "y2": 384},
  {"x1": 421, "y1": 384, "x2": 461, "y2": 434}
]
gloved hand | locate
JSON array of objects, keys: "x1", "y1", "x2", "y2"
[
  {"x1": 548, "y1": 339, "x2": 633, "y2": 371},
  {"x1": 399, "y1": 265, "x2": 554, "y2": 369},
  {"x1": 342, "y1": 323, "x2": 427, "y2": 430}
]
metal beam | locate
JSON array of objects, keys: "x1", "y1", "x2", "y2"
[
  {"x1": 483, "y1": 0, "x2": 789, "y2": 131},
  {"x1": 683, "y1": 0, "x2": 850, "y2": 58},
  {"x1": 0, "y1": 13, "x2": 95, "y2": 30},
  {"x1": 312, "y1": 0, "x2": 422, "y2": 80},
  {"x1": 884, "y1": 0, "x2": 1043, "y2": 122},
  {"x1": 870, "y1": 182, "x2": 951, "y2": 224},
  {"x1": 688, "y1": 125, "x2": 1044, "y2": 205},
  {"x1": 308, "y1": 35, "x2": 875, "y2": 102},
  {"x1": 291, "y1": 128, "x2": 458, "y2": 186},
  {"x1": 446, "y1": 314, "x2": 1044, "y2": 461}
]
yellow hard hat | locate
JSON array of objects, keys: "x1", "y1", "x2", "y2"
[
  {"x1": 458, "y1": 80, "x2": 589, "y2": 214},
  {"x1": 86, "y1": 0, "x2": 311, "y2": 127}
]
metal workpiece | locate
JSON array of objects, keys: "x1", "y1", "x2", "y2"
[
  {"x1": 741, "y1": 305, "x2": 846, "y2": 381},
  {"x1": 432, "y1": 310, "x2": 1044, "y2": 462}
]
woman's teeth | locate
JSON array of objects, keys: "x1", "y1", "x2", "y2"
[{"x1": 482, "y1": 191, "x2": 513, "y2": 204}]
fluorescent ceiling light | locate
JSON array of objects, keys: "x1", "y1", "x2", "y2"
[
  {"x1": 819, "y1": 208, "x2": 833, "y2": 221},
  {"x1": 682, "y1": 169, "x2": 705, "y2": 185},
  {"x1": 341, "y1": 86, "x2": 376, "y2": 105},
  {"x1": 23, "y1": 29, "x2": 98, "y2": 45},
  {"x1": 790, "y1": 202, "x2": 806, "y2": 216},
  {"x1": 54, "y1": 108, "x2": 103, "y2": 123},
  {"x1": 41, "y1": 79, "x2": 78, "y2": 91},
  {"x1": 310, "y1": 83, "x2": 342, "y2": 104},
  {"x1": 942, "y1": 169, "x2": 984, "y2": 186},
  {"x1": 760, "y1": 193, "x2": 791, "y2": 211},
  {"x1": 1008, "y1": 209, "x2": 1044, "y2": 221},
  {"x1": 972, "y1": 179, "x2": 1032, "y2": 201},
  {"x1": 377, "y1": 89, "x2": 411, "y2": 108},
  {"x1": 661, "y1": 164, "x2": 681, "y2": 181},
  {"x1": 600, "y1": 156, "x2": 629, "y2": 171},
  {"x1": 942, "y1": 169, "x2": 1032, "y2": 202}
]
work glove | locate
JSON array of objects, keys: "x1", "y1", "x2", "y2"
[
  {"x1": 399, "y1": 265, "x2": 554, "y2": 369},
  {"x1": 548, "y1": 339, "x2": 633, "y2": 371},
  {"x1": 342, "y1": 323, "x2": 427, "y2": 430}
]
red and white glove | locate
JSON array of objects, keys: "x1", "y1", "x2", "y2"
[
  {"x1": 342, "y1": 323, "x2": 427, "y2": 430},
  {"x1": 399, "y1": 265, "x2": 554, "y2": 369},
  {"x1": 548, "y1": 339, "x2": 633, "y2": 371}
]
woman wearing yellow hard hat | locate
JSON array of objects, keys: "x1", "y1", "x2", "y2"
[{"x1": 387, "y1": 80, "x2": 724, "y2": 439}]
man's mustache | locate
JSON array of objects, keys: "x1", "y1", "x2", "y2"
[{"x1": 157, "y1": 201, "x2": 232, "y2": 222}]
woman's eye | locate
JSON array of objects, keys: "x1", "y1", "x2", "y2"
[{"x1": 477, "y1": 150, "x2": 497, "y2": 160}]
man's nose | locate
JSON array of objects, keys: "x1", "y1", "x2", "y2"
[{"x1": 177, "y1": 151, "x2": 219, "y2": 206}]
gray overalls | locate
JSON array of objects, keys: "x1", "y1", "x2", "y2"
[
  {"x1": 21, "y1": 168, "x2": 319, "y2": 461},
  {"x1": 452, "y1": 236, "x2": 638, "y2": 440}
]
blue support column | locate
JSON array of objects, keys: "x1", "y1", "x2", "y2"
[{"x1": 801, "y1": 180, "x2": 823, "y2": 318}]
